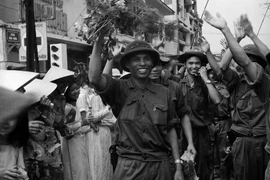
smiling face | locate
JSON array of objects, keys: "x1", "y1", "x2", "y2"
[
  {"x1": 185, "y1": 56, "x2": 202, "y2": 76},
  {"x1": 126, "y1": 52, "x2": 154, "y2": 79},
  {"x1": 66, "y1": 83, "x2": 80, "y2": 101},
  {"x1": 0, "y1": 118, "x2": 17, "y2": 137}
]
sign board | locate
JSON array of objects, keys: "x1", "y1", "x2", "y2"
[
  {"x1": 6, "y1": 28, "x2": 21, "y2": 44},
  {"x1": 18, "y1": 22, "x2": 48, "y2": 61}
]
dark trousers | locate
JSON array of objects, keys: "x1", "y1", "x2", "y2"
[
  {"x1": 213, "y1": 121, "x2": 232, "y2": 180},
  {"x1": 183, "y1": 125, "x2": 214, "y2": 180},
  {"x1": 232, "y1": 136, "x2": 269, "y2": 180},
  {"x1": 113, "y1": 157, "x2": 173, "y2": 180}
]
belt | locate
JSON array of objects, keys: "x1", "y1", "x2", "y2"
[{"x1": 232, "y1": 130, "x2": 265, "y2": 138}]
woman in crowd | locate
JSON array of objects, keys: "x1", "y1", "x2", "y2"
[
  {"x1": 24, "y1": 79, "x2": 64, "y2": 180},
  {"x1": 61, "y1": 81, "x2": 92, "y2": 180},
  {"x1": 0, "y1": 87, "x2": 32, "y2": 180}
]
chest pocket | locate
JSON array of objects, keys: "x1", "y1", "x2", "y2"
[
  {"x1": 190, "y1": 94, "x2": 208, "y2": 114},
  {"x1": 151, "y1": 103, "x2": 168, "y2": 125},
  {"x1": 236, "y1": 90, "x2": 263, "y2": 115},
  {"x1": 119, "y1": 98, "x2": 139, "y2": 122}
]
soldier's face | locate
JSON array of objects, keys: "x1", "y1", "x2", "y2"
[
  {"x1": 149, "y1": 63, "x2": 162, "y2": 80},
  {"x1": 126, "y1": 53, "x2": 154, "y2": 79},
  {"x1": 185, "y1": 56, "x2": 202, "y2": 76}
]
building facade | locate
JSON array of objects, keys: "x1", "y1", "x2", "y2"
[
  {"x1": 164, "y1": 0, "x2": 203, "y2": 54},
  {"x1": 0, "y1": 0, "x2": 91, "y2": 72},
  {"x1": 0, "y1": 0, "x2": 201, "y2": 71}
]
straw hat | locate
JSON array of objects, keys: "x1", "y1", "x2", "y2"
[
  {"x1": 0, "y1": 70, "x2": 39, "y2": 91},
  {"x1": 24, "y1": 79, "x2": 57, "y2": 104},
  {"x1": 43, "y1": 66, "x2": 74, "y2": 82},
  {"x1": 0, "y1": 86, "x2": 34, "y2": 123}
]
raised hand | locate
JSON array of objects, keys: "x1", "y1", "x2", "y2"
[
  {"x1": 40, "y1": 96, "x2": 54, "y2": 110},
  {"x1": 203, "y1": 10, "x2": 227, "y2": 31},
  {"x1": 198, "y1": 36, "x2": 210, "y2": 53},
  {"x1": 234, "y1": 20, "x2": 246, "y2": 41},
  {"x1": 111, "y1": 44, "x2": 125, "y2": 57},
  {"x1": 220, "y1": 38, "x2": 228, "y2": 49},
  {"x1": 239, "y1": 14, "x2": 254, "y2": 37}
]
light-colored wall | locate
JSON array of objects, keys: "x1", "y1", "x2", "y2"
[
  {"x1": 62, "y1": 0, "x2": 87, "y2": 38},
  {"x1": 0, "y1": 0, "x2": 20, "y2": 23}
]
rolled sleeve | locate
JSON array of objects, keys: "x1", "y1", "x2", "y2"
[
  {"x1": 212, "y1": 97, "x2": 230, "y2": 118},
  {"x1": 244, "y1": 63, "x2": 264, "y2": 86},
  {"x1": 167, "y1": 90, "x2": 179, "y2": 131},
  {"x1": 245, "y1": 63, "x2": 270, "y2": 103},
  {"x1": 176, "y1": 89, "x2": 190, "y2": 118},
  {"x1": 95, "y1": 74, "x2": 120, "y2": 107}
]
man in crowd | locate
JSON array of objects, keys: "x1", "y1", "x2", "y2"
[
  {"x1": 204, "y1": 10, "x2": 269, "y2": 180},
  {"x1": 177, "y1": 48, "x2": 222, "y2": 180},
  {"x1": 88, "y1": 32, "x2": 185, "y2": 180},
  {"x1": 149, "y1": 56, "x2": 196, "y2": 156}
]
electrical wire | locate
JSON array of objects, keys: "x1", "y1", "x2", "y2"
[
  {"x1": 191, "y1": 0, "x2": 211, "y2": 48},
  {"x1": 61, "y1": 5, "x2": 87, "y2": 40},
  {"x1": 257, "y1": 2, "x2": 270, "y2": 36},
  {"x1": 0, "y1": 4, "x2": 18, "y2": 11}
]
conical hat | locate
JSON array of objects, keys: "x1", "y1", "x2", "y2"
[
  {"x1": 43, "y1": 66, "x2": 74, "y2": 82},
  {"x1": 0, "y1": 70, "x2": 39, "y2": 91},
  {"x1": 24, "y1": 79, "x2": 57, "y2": 104},
  {"x1": 0, "y1": 86, "x2": 34, "y2": 123}
]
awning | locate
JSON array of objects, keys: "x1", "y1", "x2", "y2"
[{"x1": 47, "y1": 33, "x2": 91, "y2": 51}]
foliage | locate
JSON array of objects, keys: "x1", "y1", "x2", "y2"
[
  {"x1": 165, "y1": 22, "x2": 176, "y2": 41},
  {"x1": 75, "y1": 0, "x2": 164, "y2": 43}
]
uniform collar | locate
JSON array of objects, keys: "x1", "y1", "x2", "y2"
[{"x1": 127, "y1": 77, "x2": 156, "y2": 93}]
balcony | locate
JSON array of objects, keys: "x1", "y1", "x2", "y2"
[{"x1": 144, "y1": 0, "x2": 174, "y2": 16}]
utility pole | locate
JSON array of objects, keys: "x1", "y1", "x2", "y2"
[
  {"x1": 191, "y1": 0, "x2": 210, "y2": 48},
  {"x1": 0, "y1": 23, "x2": 7, "y2": 70},
  {"x1": 175, "y1": 0, "x2": 179, "y2": 55},
  {"x1": 24, "y1": 0, "x2": 39, "y2": 72}
]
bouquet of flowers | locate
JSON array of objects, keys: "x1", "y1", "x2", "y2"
[
  {"x1": 181, "y1": 150, "x2": 199, "y2": 180},
  {"x1": 74, "y1": 0, "x2": 164, "y2": 43}
]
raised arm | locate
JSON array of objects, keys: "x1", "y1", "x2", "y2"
[
  {"x1": 88, "y1": 33, "x2": 107, "y2": 91},
  {"x1": 240, "y1": 14, "x2": 270, "y2": 59},
  {"x1": 199, "y1": 66, "x2": 221, "y2": 104},
  {"x1": 199, "y1": 36, "x2": 222, "y2": 76},
  {"x1": 102, "y1": 44, "x2": 124, "y2": 76},
  {"x1": 204, "y1": 10, "x2": 258, "y2": 82}
]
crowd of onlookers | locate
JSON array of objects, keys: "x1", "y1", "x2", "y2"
[{"x1": 1, "y1": 10, "x2": 270, "y2": 180}]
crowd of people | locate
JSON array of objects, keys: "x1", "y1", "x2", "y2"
[{"x1": 1, "y1": 10, "x2": 270, "y2": 180}]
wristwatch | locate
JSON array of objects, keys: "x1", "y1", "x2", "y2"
[
  {"x1": 205, "y1": 79, "x2": 212, "y2": 84},
  {"x1": 174, "y1": 159, "x2": 181, "y2": 164}
]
